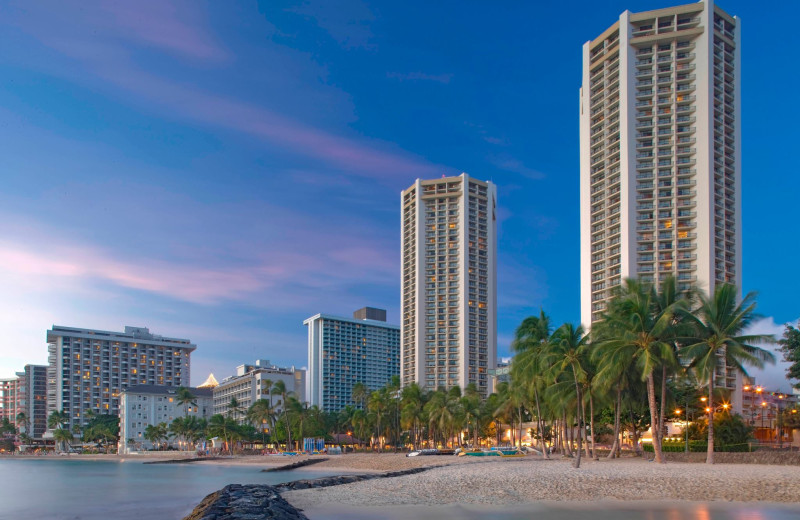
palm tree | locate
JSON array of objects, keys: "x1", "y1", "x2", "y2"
[
  {"x1": 48, "y1": 410, "x2": 69, "y2": 431},
  {"x1": 227, "y1": 397, "x2": 243, "y2": 422},
  {"x1": 144, "y1": 422, "x2": 168, "y2": 450},
  {"x1": 176, "y1": 387, "x2": 197, "y2": 417},
  {"x1": 352, "y1": 382, "x2": 368, "y2": 410},
  {"x1": 247, "y1": 399, "x2": 277, "y2": 446},
  {"x1": 53, "y1": 428, "x2": 74, "y2": 453},
  {"x1": 461, "y1": 384, "x2": 482, "y2": 448},
  {"x1": 511, "y1": 311, "x2": 552, "y2": 458},
  {"x1": 15, "y1": 412, "x2": 29, "y2": 435},
  {"x1": 679, "y1": 284, "x2": 774, "y2": 463},
  {"x1": 368, "y1": 389, "x2": 389, "y2": 451},
  {"x1": 546, "y1": 323, "x2": 590, "y2": 468},
  {"x1": 351, "y1": 409, "x2": 368, "y2": 449},
  {"x1": 206, "y1": 414, "x2": 238, "y2": 455},
  {"x1": 401, "y1": 383, "x2": 425, "y2": 450},
  {"x1": 594, "y1": 278, "x2": 682, "y2": 464},
  {"x1": 271, "y1": 380, "x2": 293, "y2": 451}
]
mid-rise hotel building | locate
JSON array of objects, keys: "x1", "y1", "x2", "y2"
[
  {"x1": 0, "y1": 365, "x2": 48, "y2": 439},
  {"x1": 119, "y1": 385, "x2": 214, "y2": 453},
  {"x1": 580, "y1": 2, "x2": 742, "y2": 402},
  {"x1": 401, "y1": 175, "x2": 497, "y2": 397},
  {"x1": 46, "y1": 325, "x2": 195, "y2": 431},
  {"x1": 213, "y1": 360, "x2": 305, "y2": 422},
  {"x1": 305, "y1": 307, "x2": 400, "y2": 412}
]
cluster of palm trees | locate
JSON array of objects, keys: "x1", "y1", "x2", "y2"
[{"x1": 508, "y1": 278, "x2": 774, "y2": 466}]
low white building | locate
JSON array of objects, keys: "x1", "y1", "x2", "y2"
[
  {"x1": 213, "y1": 360, "x2": 305, "y2": 423},
  {"x1": 118, "y1": 385, "x2": 213, "y2": 453}
]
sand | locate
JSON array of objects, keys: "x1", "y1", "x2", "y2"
[{"x1": 283, "y1": 455, "x2": 800, "y2": 512}]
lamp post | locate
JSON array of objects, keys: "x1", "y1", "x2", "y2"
[
  {"x1": 776, "y1": 394, "x2": 785, "y2": 449},
  {"x1": 760, "y1": 401, "x2": 767, "y2": 433},
  {"x1": 675, "y1": 407, "x2": 689, "y2": 453}
]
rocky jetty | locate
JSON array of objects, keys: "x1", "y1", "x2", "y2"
[
  {"x1": 182, "y1": 484, "x2": 308, "y2": 520},
  {"x1": 261, "y1": 457, "x2": 328, "y2": 472},
  {"x1": 274, "y1": 466, "x2": 437, "y2": 492}
]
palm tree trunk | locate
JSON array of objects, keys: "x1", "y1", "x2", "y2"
[
  {"x1": 646, "y1": 372, "x2": 665, "y2": 463},
  {"x1": 589, "y1": 390, "x2": 597, "y2": 460},
  {"x1": 518, "y1": 407, "x2": 524, "y2": 449},
  {"x1": 533, "y1": 387, "x2": 549, "y2": 459},
  {"x1": 707, "y1": 372, "x2": 715, "y2": 464},
  {"x1": 573, "y1": 378, "x2": 583, "y2": 469},
  {"x1": 658, "y1": 364, "x2": 667, "y2": 447}
]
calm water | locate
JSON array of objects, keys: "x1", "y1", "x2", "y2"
[{"x1": 0, "y1": 458, "x2": 334, "y2": 520}]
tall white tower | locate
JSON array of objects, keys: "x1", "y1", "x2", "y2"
[
  {"x1": 579, "y1": 1, "x2": 742, "y2": 399},
  {"x1": 401, "y1": 174, "x2": 497, "y2": 398}
]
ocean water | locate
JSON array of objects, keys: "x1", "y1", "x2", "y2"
[{"x1": 0, "y1": 458, "x2": 332, "y2": 520}]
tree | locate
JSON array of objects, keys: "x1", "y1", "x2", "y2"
[
  {"x1": 272, "y1": 380, "x2": 293, "y2": 451},
  {"x1": 15, "y1": 412, "x2": 29, "y2": 435},
  {"x1": 227, "y1": 397, "x2": 243, "y2": 421},
  {"x1": 352, "y1": 382, "x2": 368, "y2": 410},
  {"x1": 680, "y1": 284, "x2": 774, "y2": 464},
  {"x1": 778, "y1": 322, "x2": 800, "y2": 389},
  {"x1": 546, "y1": 323, "x2": 590, "y2": 468},
  {"x1": 206, "y1": 414, "x2": 238, "y2": 455},
  {"x1": 247, "y1": 399, "x2": 277, "y2": 446},
  {"x1": 176, "y1": 387, "x2": 197, "y2": 417},
  {"x1": 401, "y1": 383, "x2": 425, "y2": 450},
  {"x1": 368, "y1": 389, "x2": 389, "y2": 451},
  {"x1": 144, "y1": 423, "x2": 169, "y2": 450},
  {"x1": 83, "y1": 414, "x2": 120, "y2": 452},
  {"x1": 48, "y1": 410, "x2": 69, "y2": 431},
  {"x1": 594, "y1": 278, "x2": 682, "y2": 464},
  {"x1": 511, "y1": 310, "x2": 552, "y2": 458},
  {"x1": 53, "y1": 428, "x2": 74, "y2": 452}
]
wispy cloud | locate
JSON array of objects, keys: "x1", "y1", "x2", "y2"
[
  {"x1": 7, "y1": 1, "x2": 445, "y2": 180},
  {"x1": 387, "y1": 71, "x2": 454, "y2": 84},
  {"x1": 97, "y1": 0, "x2": 227, "y2": 61}
]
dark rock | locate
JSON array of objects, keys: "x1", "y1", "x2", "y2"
[
  {"x1": 261, "y1": 457, "x2": 328, "y2": 472},
  {"x1": 182, "y1": 484, "x2": 309, "y2": 520}
]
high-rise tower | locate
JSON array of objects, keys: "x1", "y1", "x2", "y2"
[
  {"x1": 579, "y1": 1, "x2": 742, "y2": 407},
  {"x1": 401, "y1": 174, "x2": 497, "y2": 398},
  {"x1": 580, "y1": 0, "x2": 741, "y2": 326}
]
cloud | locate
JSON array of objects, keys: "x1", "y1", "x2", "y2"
[
  {"x1": 6, "y1": 1, "x2": 445, "y2": 180},
  {"x1": 387, "y1": 71, "x2": 454, "y2": 84},
  {"x1": 742, "y1": 316, "x2": 799, "y2": 393},
  {"x1": 97, "y1": 0, "x2": 227, "y2": 61}
]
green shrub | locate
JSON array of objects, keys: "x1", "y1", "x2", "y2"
[{"x1": 643, "y1": 440, "x2": 751, "y2": 453}]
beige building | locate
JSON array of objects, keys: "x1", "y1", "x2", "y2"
[
  {"x1": 401, "y1": 174, "x2": 497, "y2": 397},
  {"x1": 46, "y1": 325, "x2": 195, "y2": 432},
  {"x1": 213, "y1": 360, "x2": 305, "y2": 423},
  {"x1": 579, "y1": 2, "x2": 743, "y2": 407}
]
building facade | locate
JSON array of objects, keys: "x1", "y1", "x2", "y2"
[
  {"x1": 579, "y1": 2, "x2": 742, "y2": 405},
  {"x1": 118, "y1": 385, "x2": 213, "y2": 453},
  {"x1": 17, "y1": 365, "x2": 48, "y2": 438},
  {"x1": 0, "y1": 377, "x2": 20, "y2": 426},
  {"x1": 46, "y1": 325, "x2": 195, "y2": 432},
  {"x1": 401, "y1": 174, "x2": 498, "y2": 397},
  {"x1": 305, "y1": 309, "x2": 400, "y2": 412},
  {"x1": 213, "y1": 360, "x2": 305, "y2": 422}
]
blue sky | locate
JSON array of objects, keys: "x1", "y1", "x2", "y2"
[{"x1": 1, "y1": 1, "x2": 798, "y2": 390}]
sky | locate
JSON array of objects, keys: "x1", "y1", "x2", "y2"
[{"x1": 0, "y1": 0, "x2": 798, "y2": 392}]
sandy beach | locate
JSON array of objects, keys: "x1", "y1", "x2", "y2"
[{"x1": 281, "y1": 454, "x2": 800, "y2": 518}]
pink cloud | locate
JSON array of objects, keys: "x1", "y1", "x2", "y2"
[{"x1": 98, "y1": 0, "x2": 227, "y2": 61}]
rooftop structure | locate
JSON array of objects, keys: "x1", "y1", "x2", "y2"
[{"x1": 213, "y1": 360, "x2": 305, "y2": 423}]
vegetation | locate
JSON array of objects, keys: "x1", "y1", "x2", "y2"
[{"x1": 778, "y1": 322, "x2": 800, "y2": 389}]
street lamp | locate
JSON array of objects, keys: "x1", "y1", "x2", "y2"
[
  {"x1": 675, "y1": 408, "x2": 689, "y2": 453},
  {"x1": 760, "y1": 401, "x2": 768, "y2": 432},
  {"x1": 776, "y1": 394, "x2": 785, "y2": 449}
]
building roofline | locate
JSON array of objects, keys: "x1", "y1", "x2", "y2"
[
  {"x1": 302, "y1": 313, "x2": 400, "y2": 329},
  {"x1": 47, "y1": 325, "x2": 196, "y2": 351}
]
